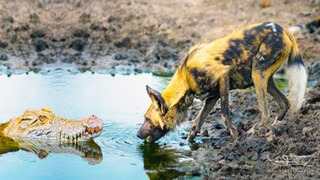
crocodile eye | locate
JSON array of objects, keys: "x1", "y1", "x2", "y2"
[{"x1": 39, "y1": 115, "x2": 47, "y2": 122}]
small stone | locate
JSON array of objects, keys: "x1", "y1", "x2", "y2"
[
  {"x1": 189, "y1": 166, "x2": 201, "y2": 176},
  {"x1": 252, "y1": 151, "x2": 258, "y2": 161},
  {"x1": 302, "y1": 127, "x2": 312, "y2": 135},
  {"x1": 70, "y1": 39, "x2": 86, "y2": 51},
  {"x1": 201, "y1": 130, "x2": 209, "y2": 137},
  {"x1": 30, "y1": 13, "x2": 40, "y2": 23},
  {"x1": 90, "y1": 22, "x2": 100, "y2": 30},
  {"x1": 0, "y1": 54, "x2": 8, "y2": 61},
  {"x1": 0, "y1": 40, "x2": 8, "y2": 48},
  {"x1": 259, "y1": 151, "x2": 269, "y2": 161},
  {"x1": 5, "y1": 16, "x2": 14, "y2": 23},
  {"x1": 210, "y1": 163, "x2": 222, "y2": 171},
  {"x1": 114, "y1": 53, "x2": 128, "y2": 60},
  {"x1": 108, "y1": 16, "x2": 117, "y2": 23},
  {"x1": 155, "y1": 48, "x2": 173, "y2": 60},
  {"x1": 300, "y1": 11, "x2": 312, "y2": 17},
  {"x1": 104, "y1": 34, "x2": 112, "y2": 42},
  {"x1": 38, "y1": 53, "x2": 55, "y2": 64},
  {"x1": 114, "y1": 37, "x2": 131, "y2": 48},
  {"x1": 34, "y1": 39, "x2": 48, "y2": 52},
  {"x1": 10, "y1": 35, "x2": 17, "y2": 43},
  {"x1": 30, "y1": 30, "x2": 46, "y2": 38},
  {"x1": 213, "y1": 154, "x2": 224, "y2": 161},
  {"x1": 79, "y1": 12, "x2": 91, "y2": 23},
  {"x1": 73, "y1": 29, "x2": 90, "y2": 38},
  {"x1": 19, "y1": 23, "x2": 30, "y2": 31},
  {"x1": 181, "y1": 150, "x2": 192, "y2": 157}
]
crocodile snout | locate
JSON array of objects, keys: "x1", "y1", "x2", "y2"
[{"x1": 83, "y1": 115, "x2": 104, "y2": 137}]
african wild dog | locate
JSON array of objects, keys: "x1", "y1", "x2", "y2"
[{"x1": 137, "y1": 22, "x2": 307, "y2": 143}]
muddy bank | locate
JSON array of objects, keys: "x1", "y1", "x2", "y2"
[
  {"x1": 0, "y1": 0, "x2": 320, "y2": 75},
  {"x1": 182, "y1": 85, "x2": 320, "y2": 179}
]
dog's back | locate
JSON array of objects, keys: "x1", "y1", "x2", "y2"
[{"x1": 184, "y1": 22, "x2": 293, "y2": 93}]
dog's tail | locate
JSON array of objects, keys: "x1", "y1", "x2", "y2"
[
  {"x1": 284, "y1": 29, "x2": 308, "y2": 114},
  {"x1": 289, "y1": 16, "x2": 320, "y2": 34}
]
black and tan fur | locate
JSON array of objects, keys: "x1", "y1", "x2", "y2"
[{"x1": 137, "y1": 22, "x2": 308, "y2": 143}]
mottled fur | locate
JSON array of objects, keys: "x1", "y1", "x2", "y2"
[{"x1": 137, "y1": 22, "x2": 307, "y2": 143}]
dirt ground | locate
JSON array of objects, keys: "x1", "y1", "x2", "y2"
[
  {"x1": 184, "y1": 85, "x2": 320, "y2": 179},
  {"x1": 0, "y1": 0, "x2": 320, "y2": 179},
  {"x1": 0, "y1": 0, "x2": 319, "y2": 75}
]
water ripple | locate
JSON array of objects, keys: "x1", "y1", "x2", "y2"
[{"x1": 98, "y1": 122, "x2": 141, "y2": 156}]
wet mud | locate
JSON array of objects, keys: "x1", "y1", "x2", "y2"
[{"x1": 183, "y1": 85, "x2": 320, "y2": 179}]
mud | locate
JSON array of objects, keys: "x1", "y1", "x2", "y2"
[
  {"x1": 183, "y1": 85, "x2": 320, "y2": 179},
  {"x1": 0, "y1": 0, "x2": 319, "y2": 75},
  {"x1": 1, "y1": 0, "x2": 320, "y2": 179}
]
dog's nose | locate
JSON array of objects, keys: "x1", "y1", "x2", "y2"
[{"x1": 137, "y1": 133, "x2": 142, "y2": 139}]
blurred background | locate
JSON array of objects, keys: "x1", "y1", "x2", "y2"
[{"x1": 0, "y1": 0, "x2": 319, "y2": 76}]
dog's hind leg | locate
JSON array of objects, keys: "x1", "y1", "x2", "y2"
[
  {"x1": 247, "y1": 31, "x2": 291, "y2": 135},
  {"x1": 247, "y1": 64, "x2": 271, "y2": 135},
  {"x1": 253, "y1": 69, "x2": 271, "y2": 127},
  {"x1": 187, "y1": 96, "x2": 219, "y2": 142},
  {"x1": 267, "y1": 76, "x2": 290, "y2": 126}
]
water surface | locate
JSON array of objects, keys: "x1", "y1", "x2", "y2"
[{"x1": 0, "y1": 69, "x2": 192, "y2": 180}]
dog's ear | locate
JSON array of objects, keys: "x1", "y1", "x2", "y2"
[{"x1": 146, "y1": 85, "x2": 168, "y2": 115}]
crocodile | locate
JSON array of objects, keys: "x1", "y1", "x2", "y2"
[{"x1": 0, "y1": 106, "x2": 104, "y2": 142}]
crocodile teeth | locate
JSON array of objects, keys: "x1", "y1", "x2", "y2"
[
  {"x1": 61, "y1": 134, "x2": 67, "y2": 141},
  {"x1": 64, "y1": 134, "x2": 69, "y2": 141}
]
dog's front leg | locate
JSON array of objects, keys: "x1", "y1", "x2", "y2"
[
  {"x1": 219, "y1": 74, "x2": 239, "y2": 141},
  {"x1": 187, "y1": 96, "x2": 219, "y2": 142}
]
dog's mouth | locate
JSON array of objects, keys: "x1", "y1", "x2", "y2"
[
  {"x1": 146, "y1": 135, "x2": 158, "y2": 143},
  {"x1": 146, "y1": 136, "x2": 151, "y2": 142},
  {"x1": 137, "y1": 125, "x2": 169, "y2": 143},
  {"x1": 145, "y1": 129, "x2": 168, "y2": 143}
]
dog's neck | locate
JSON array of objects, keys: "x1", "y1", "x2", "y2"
[
  {"x1": 161, "y1": 67, "x2": 194, "y2": 129},
  {"x1": 162, "y1": 67, "x2": 191, "y2": 108},
  {"x1": 174, "y1": 90, "x2": 194, "y2": 124}
]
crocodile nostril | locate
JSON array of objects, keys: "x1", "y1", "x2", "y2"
[{"x1": 88, "y1": 128, "x2": 94, "y2": 134}]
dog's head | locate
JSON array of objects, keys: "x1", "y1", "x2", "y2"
[{"x1": 137, "y1": 86, "x2": 169, "y2": 143}]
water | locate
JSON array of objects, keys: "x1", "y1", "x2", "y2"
[{"x1": 0, "y1": 69, "x2": 193, "y2": 180}]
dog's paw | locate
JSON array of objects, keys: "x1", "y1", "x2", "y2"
[{"x1": 187, "y1": 130, "x2": 198, "y2": 143}]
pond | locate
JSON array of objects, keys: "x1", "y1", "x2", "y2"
[{"x1": 0, "y1": 67, "x2": 195, "y2": 180}]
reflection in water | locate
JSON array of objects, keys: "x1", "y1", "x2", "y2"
[
  {"x1": 0, "y1": 136, "x2": 103, "y2": 165},
  {"x1": 139, "y1": 141, "x2": 186, "y2": 180},
  {"x1": 0, "y1": 136, "x2": 20, "y2": 155},
  {"x1": 0, "y1": 70, "x2": 189, "y2": 179}
]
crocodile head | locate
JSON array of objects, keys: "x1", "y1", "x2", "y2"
[{"x1": 2, "y1": 107, "x2": 104, "y2": 142}]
